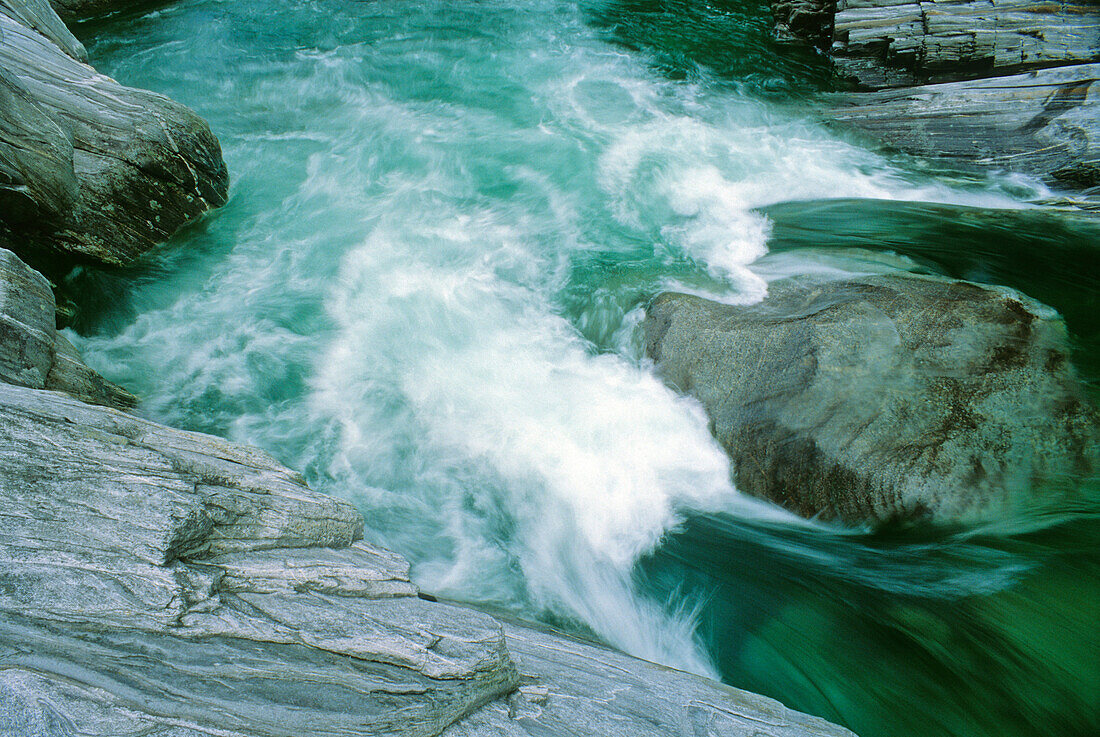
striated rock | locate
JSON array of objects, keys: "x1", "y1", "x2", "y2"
[
  {"x1": 0, "y1": 0, "x2": 85, "y2": 61},
  {"x1": 0, "y1": 381, "x2": 519, "y2": 736},
  {"x1": 830, "y1": 0, "x2": 1100, "y2": 90},
  {"x1": 766, "y1": 0, "x2": 1100, "y2": 186},
  {"x1": 829, "y1": 63, "x2": 1100, "y2": 187},
  {"x1": 0, "y1": 378, "x2": 854, "y2": 736},
  {"x1": 0, "y1": 247, "x2": 134, "y2": 407},
  {"x1": 447, "y1": 616, "x2": 855, "y2": 737},
  {"x1": 0, "y1": 0, "x2": 228, "y2": 267},
  {"x1": 644, "y1": 273, "x2": 1100, "y2": 525}
]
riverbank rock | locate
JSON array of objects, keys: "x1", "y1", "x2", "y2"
[
  {"x1": 0, "y1": 377, "x2": 856, "y2": 737},
  {"x1": 644, "y1": 273, "x2": 1100, "y2": 525},
  {"x1": 767, "y1": 0, "x2": 1100, "y2": 187},
  {"x1": 830, "y1": 63, "x2": 1100, "y2": 189},
  {"x1": 0, "y1": 0, "x2": 228, "y2": 268},
  {"x1": 829, "y1": 0, "x2": 1100, "y2": 90},
  {"x1": 0, "y1": 247, "x2": 134, "y2": 408}
]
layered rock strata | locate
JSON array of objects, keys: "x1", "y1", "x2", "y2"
[
  {"x1": 770, "y1": 0, "x2": 1100, "y2": 187},
  {"x1": 0, "y1": 0, "x2": 228, "y2": 268},
  {"x1": 829, "y1": 0, "x2": 1100, "y2": 90},
  {"x1": 644, "y1": 272, "x2": 1100, "y2": 525}
]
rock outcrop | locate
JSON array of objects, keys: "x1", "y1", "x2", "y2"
[
  {"x1": 769, "y1": 0, "x2": 1100, "y2": 187},
  {"x1": 0, "y1": 0, "x2": 228, "y2": 268},
  {"x1": 829, "y1": 0, "x2": 1099, "y2": 90},
  {"x1": 0, "y1": 247, "x2": 134, "y2": 407},
  {"x1": 830, "y1": 63, "x2": 1100, "y2": 188},
  {"x1": 644, "y1": 273, "x2": 1100, "y2": 525}
]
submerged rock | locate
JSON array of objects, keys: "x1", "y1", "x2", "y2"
[
  {"x1": 644, "y1": 273, "x2": 1100, "y2": 525},
  {"x1": 0, "y1": 0, "x2": 228, "y2": 267}
]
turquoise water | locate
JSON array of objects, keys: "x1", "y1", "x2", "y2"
[{"x1": 68, "y1": 1, "x2": 1098, "y2": 736}]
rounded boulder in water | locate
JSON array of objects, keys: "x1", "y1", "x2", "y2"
[{"x1": 643, "y1": 271, "x2": 1100, "y2": 526}]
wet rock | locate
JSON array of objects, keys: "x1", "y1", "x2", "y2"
[
  {"x1": 772, "y1": 0, "x2": 835, "y2": 49},
  {"x1": 644, "y1": 273, "x2": 1100, "y2": 525},
  {"x1": 0, "y1": 247, "x2": 134, "y2": 407},
  {"x1": 0, "y1": 0, "x2": 228, "y2": 267},
  {"x1": 446, "y1": 615, "x2": 855, "y2": 737},
  {"x1": 830, "y1": 63, "x2": 1100, "y2": 188},
  {"x1": 830, "y1": 0, "x2": 1100, "y2": 90},
  {"x1": 765, "y1": 0, "x2": 1100, "y2": 186}
]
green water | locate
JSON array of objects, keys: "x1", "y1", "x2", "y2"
[{"x1": 65, "y1": 1, "x2": 1099, "y2": 736}]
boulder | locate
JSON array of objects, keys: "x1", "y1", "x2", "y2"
[
  {"x1": 0, "y1": 379, "x2": 856, "y2": 736},
  {"x1": 829, "y1": 63, "x2": 1100, "y2": 188},
  {"x1": 0, "y1": 247, "x2": 134, "y2": 407},
  {"x1": 0, "y1": 0, "x2": 228, "y2": 267},
  {"x1": 644, "y1": 273, "x2": 1100, "y2": 525}
]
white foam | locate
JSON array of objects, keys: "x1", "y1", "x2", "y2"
[{"x1": 74, "y1": 0, "x2": 1046, "y2": 681}]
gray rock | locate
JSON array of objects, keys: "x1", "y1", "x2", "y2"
[
  {"x1": 0, "y1": 378, "x2": 853, "y2": 736},
  {"x1": 830, "y1": 63, "x2": 1100, "y2": 187},
  {"x1": 0, "y1": 247, "x2": 134, "y2": 408},
  {"x1": 644, "y1": 273, "x2": 1099, "y2": 525},
  {"x1": 831, "y1": 0, "x2": 1100, "y2": 90},
  {"x1": 772, "y1": 0, "x2": 835, "y2": 49},
  {"x1": 765, "y1": 0, "x2": 1100, "y2": 186},
  {"x1": 0, "y1": 381, "x2": 519, "y2": 736},
  {"x1": 0, "y1": 1, "x2": 228, "y2": 266},
  {"x1": 446, "y1": 616, "x2": 856, "y2": 737},
  {"x1": 0, "y1": 0, "x2": 85, "y2": 61}
]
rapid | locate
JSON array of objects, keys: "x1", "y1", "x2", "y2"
[{"x1": 66, "y1": 2, "x2": 1099, "y2": 736}]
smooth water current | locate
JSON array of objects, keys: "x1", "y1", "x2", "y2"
[{"x1": 68, "y1": 2, "x2": 1099, "y2": 736}]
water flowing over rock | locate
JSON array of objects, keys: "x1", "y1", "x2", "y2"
[
  {"x1": 644, "y1": 273, "x2": 1100, "y2": 525},
  {"x1": 0, "y1": 0, "x2": 228, "y2": 267},
  {"x1": 0, "y1": 249, "x2": 855, "y2": 736}
]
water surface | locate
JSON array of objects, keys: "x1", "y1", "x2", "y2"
[{"x1": 67, "y1": 2, "x2": 1099, "y2": 736}]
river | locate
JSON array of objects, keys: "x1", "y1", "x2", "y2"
[{"x1": 67, "y1": 1, "x2": 1099, "y2": 736}]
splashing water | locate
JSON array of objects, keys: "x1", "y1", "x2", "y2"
[{"x1": 68, "y1": 0, "x2": 1098, "y2": 726}]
